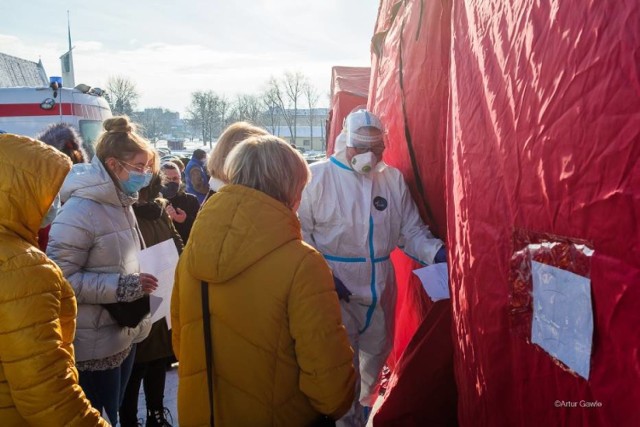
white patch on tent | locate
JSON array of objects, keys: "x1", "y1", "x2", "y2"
[{"x1": 531, "y1": 261, "x2": 593, "y2": 379}]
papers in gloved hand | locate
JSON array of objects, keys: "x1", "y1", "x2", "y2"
[{"x1": 413, "y1": 263, "x2": 449, "y2": 302}]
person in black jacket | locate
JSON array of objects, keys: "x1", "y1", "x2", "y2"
[
  {"x1": 120, "y1": 173, "x2": 184, "y2": 427},
  {"x1": 159, "y1": 162, "x2": 200, "y2": 244}
]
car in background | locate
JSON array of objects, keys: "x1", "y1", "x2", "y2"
[{"x1": 156, "y1": 147, "x2": 171, "y2": 157}]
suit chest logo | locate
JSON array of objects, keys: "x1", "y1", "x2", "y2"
[{"x1": 373, "y1": 196, "x2": 388, "y2": 211}]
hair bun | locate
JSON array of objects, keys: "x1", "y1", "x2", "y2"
[{"x1": 103, "y1": 116, "x2": 135, "y2": 133}]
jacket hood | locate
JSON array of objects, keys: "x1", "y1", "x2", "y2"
[
  {"x1": 187, "y1": 184, "x2": 302, "y2": 283},
  {"x1": 0, "y1": 134, "x2": 71, "y2": 245},
  {"x1": 61, "y1": 155, "x2": 123, "y2": 206}
]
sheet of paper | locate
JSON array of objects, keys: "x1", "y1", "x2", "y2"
[
  {"x1": 530, "y1": 261, "x2": 593, "y2": 379},
  {"x1": 413, "y1": 263, "x2": 449, "y2": 301},
  {"x1": 138, "y1": 238, "x2": 180, "y2": 329}
]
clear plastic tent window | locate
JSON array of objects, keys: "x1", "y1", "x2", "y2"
[{"x1": 509, "y1": 229, "x2": 594, "y2": 378}]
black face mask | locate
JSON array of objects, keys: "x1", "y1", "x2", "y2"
[{"x1": 161, "y1": 182, "x2": 180, "y2": 199}]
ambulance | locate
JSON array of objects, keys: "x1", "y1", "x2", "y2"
[{"x1": 0, "y1": 83, "x2": 112, "y2": 157}]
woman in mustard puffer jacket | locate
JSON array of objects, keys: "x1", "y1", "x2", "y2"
[
  {"x1": 0, "y1": 134, "x2": 108, "y2": 426},
  {"x1": 171, "y1": 135, "x2": 355, "y2": 426}
]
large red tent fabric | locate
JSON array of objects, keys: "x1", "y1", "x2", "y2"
[
  {"x1": 366, "y1": 0, "x2": 640, "y2": 426},
  {"x1": 368, "y1": 0, "x2": 455, "y2": 424},
  {"x1": 372, "y1": 0, "x2": 453, "y2": 363},
  {"x1": 448, "y1": 1, "x2": 640, "y2": 425},
  {"x1": 326, "y1": 66, "x2": 371, "y2": 155}
]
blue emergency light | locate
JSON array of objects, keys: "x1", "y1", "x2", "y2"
[{"x1": 49, "y1": 76, "x2": 63, "y2": 86}]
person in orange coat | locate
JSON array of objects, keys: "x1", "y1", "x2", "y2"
[
  {"x1": 171, "y1": 135, "x2": 355, "y2": 426},
  {"x1": 0, "y1": 133, "x2": 108, "y2": 426}
]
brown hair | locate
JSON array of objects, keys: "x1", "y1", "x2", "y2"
[
  {"x1": 224, "y1": 135, "x2": 310, "y2": 209},
  {"x1": 95, "y1": 116, "x2": 152, "y2": 163},
  {"x1": 161, "y1": 161, "x2": 180, "y2": 173},
  {"x1": 138, "y1": 173, "x2": 163, "y2": 203},
  {"x1": 207, "y1": 121, "x2": 268, "y2": 181}
]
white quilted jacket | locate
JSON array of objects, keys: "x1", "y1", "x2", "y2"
[{"x1": 47, "y1": 156, "x2": 151, "y2": 362}]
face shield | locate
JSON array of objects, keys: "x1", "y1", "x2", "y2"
[{"x1": 344, "y1": 109, "x2": 385, "y2": 153}]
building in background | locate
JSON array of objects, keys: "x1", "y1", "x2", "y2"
[
  {"x1": 131, "y1": 108, "x2": 185, "y2": 142},
  {"x1": 264, "y1": 108, "x2": 328, "y2": 151},
  {"x1": 269, "y1": 125, "x2": 326, "y2": 152},
  {"x1": 0, "y1": 52, "x2": 48, "y2": 87}
]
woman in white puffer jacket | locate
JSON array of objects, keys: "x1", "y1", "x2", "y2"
[{"x1": 47, "y1": 116, "x2": 158, "y2": 426}]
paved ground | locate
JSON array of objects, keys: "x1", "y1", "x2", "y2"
[{"x1": 131, "y1": 366, "x2": 381, "y2": 426}]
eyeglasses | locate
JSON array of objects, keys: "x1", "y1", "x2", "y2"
[
  {"x1": 350, "y1": 146, "x2": 385, "y2": 156},
  {"x1": 118, "y1": 160, "x2": 152, "y2": 174}
]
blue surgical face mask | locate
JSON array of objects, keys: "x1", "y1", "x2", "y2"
[
  {"x1": 40, "y1": 193, "x2": 61, "y2": 228},
  {"x1": 120, "y1": 170, "x2": 152, "y2": 195}
]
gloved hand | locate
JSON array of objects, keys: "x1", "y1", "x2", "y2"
[
  {"x1": 333, "y1": 275, "x2": 352, "y2": 303},
  {"x1": 434, "y1": 246, "x2": 447, "y2": 264}
]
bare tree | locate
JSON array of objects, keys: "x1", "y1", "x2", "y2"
[
  {"x1": 303, "y1": 80, "x2": 320, "y2": 149},
  {"x1": 135, "y1": 108, "x2": 175, "y2": 142},
  {"x1": 282, "y1": 71, "x2": 305, "y2": 144},
  {"x1": 260, "y1": 85, "x2": 281, "y2": 135},
  {"x1": 218, "y1": 96, "x2": 230, "y2": 135},
  {"x1": 187, "y1": 91, "x2": 220, "y2": 146},
  {"x1": 187, "y1": 91, "x2": 234, "y2": 148},
  {"x1": 187, "y1": 91, "x2": 208, "y2": 144},
  {"x1": 204, "y1": 93, "x2": 221, "y2": 148},
  {"x1": 185, "y1": 117, "x2": 201, "y2": 141},
  {"x1": 106, "y1": 75, "x2": 139, "y2": 116},
  {"x1": 266, "y1": 71, "x2": 305, "y2": 145},
  {"x1": 230, "y1": 94, "x2": 262, "y2": 125}
]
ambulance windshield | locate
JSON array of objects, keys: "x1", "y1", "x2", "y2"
[{"x1": 79, "y1": 120, "x2": 102, "y2": 158}]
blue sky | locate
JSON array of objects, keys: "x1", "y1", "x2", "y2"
[{"x1": 1, "y1": 0, "x2": 379, "y2": 114}]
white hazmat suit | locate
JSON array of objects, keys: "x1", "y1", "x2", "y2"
[{"x1": 298, "y1": 125, "x2": 443, "y2": 426}]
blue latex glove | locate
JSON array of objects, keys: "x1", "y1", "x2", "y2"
[
  {"x1": 333, "y1": 275, "x2": 352, "y2": 302},
  {"x1": 434, "y1": 246, "x2": 447, "y2": 264}
]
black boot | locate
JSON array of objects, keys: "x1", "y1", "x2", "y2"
[
  {"x1": 119, "y1": 410, "x2": 143, "y2": 427},
  {"x1": 120, "y1": 418, "x2": 143, "y2": 427},
  {"x1": 146, "y1": 408, "x2": 173, "y2": 427}
]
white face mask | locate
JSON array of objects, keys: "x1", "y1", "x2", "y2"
[
  {"x1": 40, "y1": 193, "x2": 61, "y2": 228},
  {"x1": 350, "y1": 151, "x2": 378, "y2": 174}
]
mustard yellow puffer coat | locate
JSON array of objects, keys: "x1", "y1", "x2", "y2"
[
  {"x1": 0, "y1": 134, "x2": 108, "y2": 426},
  {"x1": 171, "y1": 184, "x2": 355, "y2": 427}
]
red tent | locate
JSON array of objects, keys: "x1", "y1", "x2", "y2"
[
  {"x1": 368, "y1": 0, "x2": 455, "y2": 424},
  {"x1": 368, "y1": 0, "x2": 640, "y2": 426},
  {"x1": 326, "y1": 66, "x2": 371, "y2": 155}
]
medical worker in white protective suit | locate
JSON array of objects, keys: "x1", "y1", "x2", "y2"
[{"x1": 298, "y1": 109, "x2": 446, "y2": 426}]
